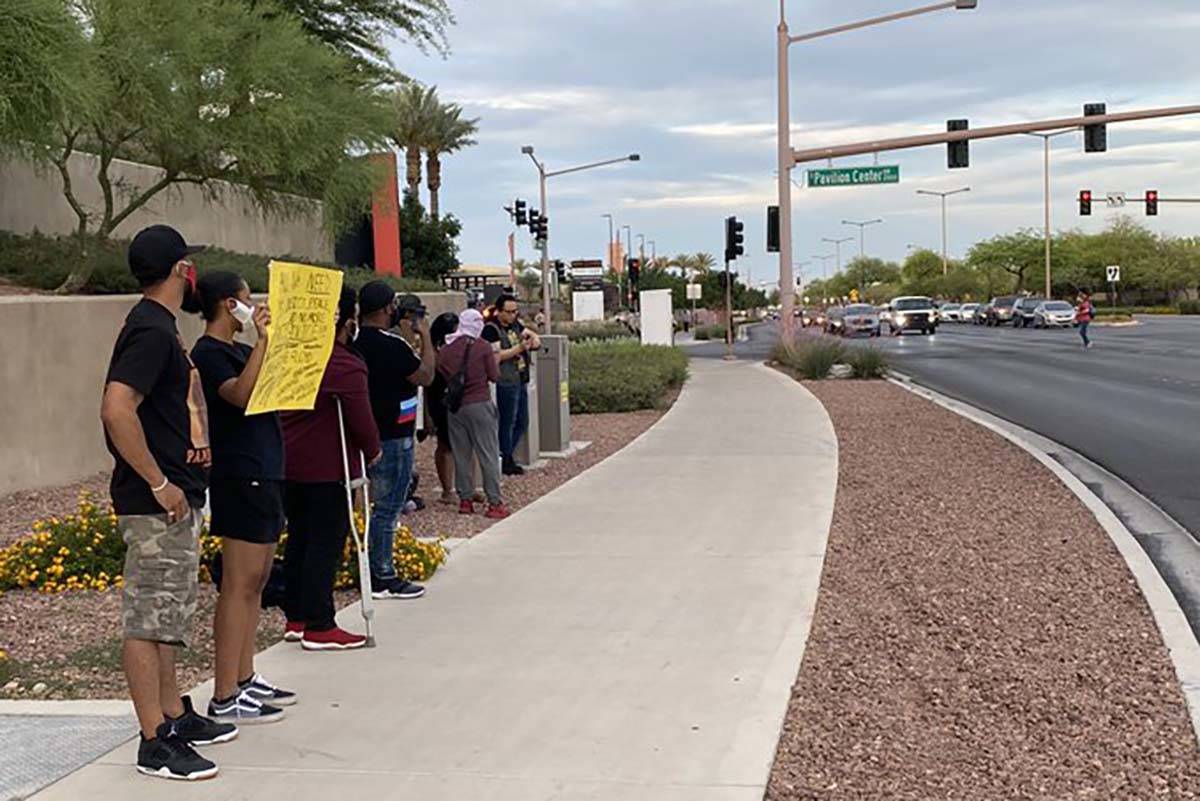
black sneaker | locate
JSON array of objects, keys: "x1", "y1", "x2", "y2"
[
  {"x1": 502, "y1": 458, "x2": 525, "y2": 476},
  {"x1": 239, "y1": 673, "x2": 297, "y2": 707},
  {"x1": 208, "y1": 690, "x2": 285, "y2": 724},
  {"x1": 168, "y1": 695, "x2": 239, "y2": 745},
  {"x1": 136, "y1": 723, "x2": 218, "y2": 781},
  {"x1": 371, "y1": 577, "x2": 425, "y2": 600}
]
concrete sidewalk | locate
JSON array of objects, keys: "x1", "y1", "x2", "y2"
[{"x1": 32, "y1": 359, "x2": 838, "y2": 801}]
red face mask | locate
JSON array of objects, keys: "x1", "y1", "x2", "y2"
[{"x1": 180, "y1": 261, "x2": 202, "y2": 314}]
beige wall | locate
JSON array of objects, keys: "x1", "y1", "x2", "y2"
[
  {"x1": 0, "y1": 292, "x2": 465, "y2": 496},
  {"x1": 0, "y1": 153, "x2": 333, "y2": 262}
]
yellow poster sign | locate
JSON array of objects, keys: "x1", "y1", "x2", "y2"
[{"x1": 246, "y1": 261, "x2": 344, "y2": 415}]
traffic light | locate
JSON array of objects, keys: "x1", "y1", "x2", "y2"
[
  {"x1": 627, "y1": 258, "x2": 641, "y2": 287},
  {"x1": 1146, "y1": 190, "x2": 1159, "y2": 217},
  {"x1": 766, "y1": 206, "x2": 780, "y2": 253},
  {"x1": 724, "y1": 216, "x2": 745, "y2": 261},
  {"x1": 1079, "y1": 190, "x2": 1092, "y2": 216},
  {"x1": 527, "y1": 209, "x2": 540, "y2": 231},
  {"x1": 717, "y1": 272, "x2": 730, "y2": 290},
  {"x1": 947, "y1": 119, "x2": 969, "y2": 169},
  {"x1": 1084, "y1": 103, "x2": 1107, "y2": 153},
  {"x1": 554, "y1": 260, "x2": 566, "y2": 283},
  {"x1": 515, "y1": 199, "x2": 527, "y2": 226},
  {"x1": 538, "y1": 215, "x2": 549, "y2": 241}
]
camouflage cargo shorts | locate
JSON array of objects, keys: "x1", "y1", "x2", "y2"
[{"x1": 119, "y1": 509, "x2": 201, "y2": 648}]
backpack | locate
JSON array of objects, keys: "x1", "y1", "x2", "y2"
[{"x1": 445, "y1": 338, "x2": 474, "y2": 413}]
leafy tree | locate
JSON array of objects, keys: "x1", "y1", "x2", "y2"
[
  {"x1": 966, "y1": 230, "x2": 1045, "y2": 294},
  {"x1": 424, "y1": 100, "x2": 478, "y2": 220},
  {"x1": 399, "y1": 190, "x2": 460, "y2": 281},
  {"x1": 263, "y1": 0, "x2": 454, "y2": 82},
  {"x1": 29, "y1": 0, "x2": 393, "y2": 292},
  {"x1": 0, "y1": 0, "x2": 87, "y2": 147},
  {"x1": 901, "y1": 249, "x2": 945, "y2": 297},
  {"x1": 389, "y1": 82, "x2": 440, "y2": 197}
]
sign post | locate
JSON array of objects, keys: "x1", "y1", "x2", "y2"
[
  {"x1": 686, "y1": 283, "x2": 702, "y2": 332},
  {"x1": 1107, "y1": 264, "x2": 1121, "y2": 309}
]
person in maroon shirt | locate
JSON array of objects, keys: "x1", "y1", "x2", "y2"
[
  {"x1": 280, "y1": 287, "x2": 381, "y2": 651},
  {"x1": 436, "y1": 309, "x2": 509, "y2": 519}
]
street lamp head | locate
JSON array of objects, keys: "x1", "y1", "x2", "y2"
[
  {"x1": 520, "y1": 145, "x2": 534, "y2": 155},
  {"x1": 955, "y1": 0, "x2": 978, "y2": 9},
  {"x1": 629, "y1": 154, "x2": 641, "y2": 162}
]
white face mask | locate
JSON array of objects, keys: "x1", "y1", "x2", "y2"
[{"x1": 230, "y1": 299, "x2": 255, "y2": 328}]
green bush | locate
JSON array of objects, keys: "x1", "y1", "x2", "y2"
[
  {"x1": 1178, "y1": 300, "x2": 1200, "y2": 315},
  {"x1": 693, "y1": 323, "x2": 727, "y2": 341},
  {"x1": 845, "y1": 346, "x2": 889, "y2": 379},
  {"x1": 0, "y1": 231, "x2": 442, "y2": 295},
  {"x1": 772, "y1": 337, "x2": 846, "y2": 380},
  {"x1": 556, "y1": 321, "x2": 635, "y2": 342},
  {"x1": 570, "y1": 341, "x2": 688, "y2": 414}
]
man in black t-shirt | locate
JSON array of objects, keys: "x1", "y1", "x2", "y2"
[
  {"x1": 100, "y1": 225, "x2": 234, "y2": 781},
  {"x1": 355, "y1": 283, "x2": 435, "y2": 600},
  {"x1": 483, "y1": 294, "x2": 540, "y2": 475}
]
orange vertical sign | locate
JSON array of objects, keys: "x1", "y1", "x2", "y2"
[{"x1": 371, "y1": 152, "x2": 402, "y2": 277}]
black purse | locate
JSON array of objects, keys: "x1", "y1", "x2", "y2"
[{"x1": 444, "y1": 338, "x2": 473, "y2": 413}]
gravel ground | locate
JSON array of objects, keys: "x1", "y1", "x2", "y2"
[
  {"x1": 0, "y1": 408, "x2": 667, "y2": 699},
  {"x1": 767, "y1": 380, "x2": 1200, "y2": 800}
]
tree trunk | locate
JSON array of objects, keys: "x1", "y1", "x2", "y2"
[
  {"x1": 426, "y1": 151, "x2": 441, "y2": 220},
  {"x1": 406, "y1": 146, "x2": 422, "y2": 198}
]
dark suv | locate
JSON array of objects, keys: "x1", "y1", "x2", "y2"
[
  {"x1": 985, "y1": 295, "x2": 1019, "y2": 326},
  {"x1": 1012, "y1": 297, "x2": 1047, "y2": 328}
]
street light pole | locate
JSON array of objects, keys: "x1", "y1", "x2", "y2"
[
  {"x1": 813, "y1": 254, "x2": 835, "y2": 281},
  {"x1": 822, "y1": 236, "x2": 853, "y2": 275},
  {"x1": 1025, "y1": 129, "x2": 1078, "y2": 299},
  {"x1": 916, "y1": 187, "x2": 970, "y2": 275},
  {"x1": 522, "y1": 147, "x2": 640, "y2": 333},
  {"x1": 776, "y1": 0, "x2": 978, "y2": 339},
  {"x1": 623, "y1": 225, "x2": 633, "y2": 308},
  {"x1": 842, "y1": 218, "x2": 883, "y2": 298}
]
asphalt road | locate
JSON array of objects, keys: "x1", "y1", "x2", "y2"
[{"x1": 698, "y1": 318, "x2": 1200, "y2": 538}]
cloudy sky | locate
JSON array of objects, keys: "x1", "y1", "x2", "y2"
[{"x1": 389, "y1": 0, "x2": 1200, "y2": 287}]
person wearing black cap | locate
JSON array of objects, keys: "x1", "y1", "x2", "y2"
[
  {"x1": 354, "y1": 282, "x2": 434, "y2": 600},
  {"x1": 100, "y1": 225, "x2": 235, "y2": 781}
]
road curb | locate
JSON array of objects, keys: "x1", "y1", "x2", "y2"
[{"x1": 889, "y1": 371, "x2": 1200, "y2": 745}]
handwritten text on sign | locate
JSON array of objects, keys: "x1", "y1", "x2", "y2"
[{"x1": 246, "y1": 261, "x2": 344, "y2": 415}]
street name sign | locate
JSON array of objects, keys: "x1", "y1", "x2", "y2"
[
  {"x1": 807, "y1": 165, "x2": 900, "y2": 188},
  {"x1": 1107, "y1": 265, "x2": 1121, "y2": 283}
]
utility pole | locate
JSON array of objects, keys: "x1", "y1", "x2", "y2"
[
  {"x1": 916, "y1": 188, "x2": 970, "y2": 275},
  {"x1": 842, "y1": 218, "x2": 882, "y2": 298},
  {"x1": 1026, "y1": 129, "x2": 1076, "y2": 298}
]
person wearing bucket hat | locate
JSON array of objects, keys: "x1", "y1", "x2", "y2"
[
  {"x1": 355, "y1": 282, "x2": 434, "y2": 600},
  {"x1": 100, "y1": 225, "x2": 238, "y2": 780}
]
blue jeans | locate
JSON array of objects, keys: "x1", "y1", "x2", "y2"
[
  {"x1": 1079, "y1": 321, "x2": 1090, "y2": 347},
  {"x1": 496, "y1": 383, "x2": 529, "y2": 462},
  {"x1": 367, "y1": 437, "x2": 413, "y2": 582}
]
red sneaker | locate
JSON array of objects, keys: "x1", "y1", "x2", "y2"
[
  {"x1": 283, "y1": 622, "x2": 304, "y2": 643},
  {"x1": 301, "y1": 627, "x2": 367, "y2": 651},
  {"x1": 485, "y1": 503, "x2": 511, "y2": 520},
  {"x1": 458, "y1": 500, "x2": 475, "y2": 515}
]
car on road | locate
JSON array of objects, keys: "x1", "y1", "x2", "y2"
[
  {"x1": 974, "y1": 301, "x2": 993, "y2": 325},
  {"x1": 804, "y1": 308, "x2": 827, "y2": 329},
  {"x1": 827, "y1": 303, "x2": 881, "y2": 337},
  {"x1": 887, "y1": 296, "x2": 938, "y2": 336},
  {"x1": 1033, "y1": 300, "x2": 1077, "y2": 328},
  {"x1": 1012, "y1": 297, "x2": 1047, "y2": 328},
  {"x1": 959, "y1": 303, "x2": 981, "y2": 323},
  {"x1": 983, "y1": 295, "x2": 1019, "y2": 326},
  {"x1": 938, "y1": 303, "x2": 963, "y2": 322}
]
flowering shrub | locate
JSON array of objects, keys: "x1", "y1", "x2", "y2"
[{"x1": 1, "y1": 493, "x2": 446, "y2": 594}]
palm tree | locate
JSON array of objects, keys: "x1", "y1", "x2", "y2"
[
  {"x1": 691, "y1": 252, "x2": 717, "y2": 275},
  {"x1": 390, "y1": 82, "x2": 440, "y2": 198},
  {"x1": 425, "y1": 101, "x2": 478, "y2": 219}
]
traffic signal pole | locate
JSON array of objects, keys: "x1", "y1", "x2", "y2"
[
  {"x1": 724, "y1": 257, "x2": 735, "y2": 361},
  {"x1": 537, "y1": 163, "x2": 551, "y2": 333},
  {"x1": 776, "y1": 3, "x2": 796, "y2": 341}
]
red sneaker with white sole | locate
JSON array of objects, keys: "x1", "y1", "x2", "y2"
[
  {"x1": 485, "y1": 504, "x2": 511, "y2": 520},
  {"x1": 301, "y1": 627, "x2": 367, "y2": 651},
  {"x1": 458, "y1": 500, "x2": 475, "y2": 515},
  {"x1": 283, "y1": 622, "x2": 304, "y2": 643}
]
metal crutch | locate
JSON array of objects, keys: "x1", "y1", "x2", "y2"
[{"x1": 336, "y1": 398, "x2": 377, "y2": 647}]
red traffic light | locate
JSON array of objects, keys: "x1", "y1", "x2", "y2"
[
  {"x1": 1079, "y1": 190, "x2": 1092, "y2": 217},
  {"x1": 1146, "y1": 190, "x2": 1159, "y2": 216}
]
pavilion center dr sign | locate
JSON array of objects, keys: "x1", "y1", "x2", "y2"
[{"x1": 807, "y1": 165, "x2": 900, "y2": 188}]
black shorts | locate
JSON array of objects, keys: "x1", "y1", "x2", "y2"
[{"x1": 209, "y1": 478, "x2": 285, "y2": 545}]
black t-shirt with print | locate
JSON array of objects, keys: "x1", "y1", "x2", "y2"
[
  {"x1": 483, "y1": 320, "x2": 530, "y2": 385},
  {"x1": 355, "y1": 326, "x2": 423, "y2": 440},
  {"x1": 190, "y1": 336, "x2": 284, "y2": 481},
  {"x1": 104, "y1": 299, "x2": 211, "y2": 514}
]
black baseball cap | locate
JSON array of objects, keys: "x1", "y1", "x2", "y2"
[
  {"x1": 128, "y1": 225, "x2": 205, "y2": 286},
  {"x1": 396, "y1": 293, "x2": 427, "y2": 316},
  {"x1": 359, "y1": 280, "x2": 396, "y2": 317}
]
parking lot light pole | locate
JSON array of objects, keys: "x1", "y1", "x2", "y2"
[
  {"x1": 522, "y1": 146, "x2": 640, "y2": 333},
  {"x1": 1025, "y1": 129, "x2": 1078, "y2": 299},
  {"x1": 776, "y1": 0, "x2": 978, "y2": 339},
  {"x1": 916, "y1": 187, "x2": 970, "y2": 275}
]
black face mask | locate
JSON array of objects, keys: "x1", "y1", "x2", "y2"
[{"x1": 390, "y1": 306, "x2": 403, "y2": 329}]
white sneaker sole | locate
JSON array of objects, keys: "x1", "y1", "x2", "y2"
[
  {"x1": 137, "y1": 764, "x2": 219, "y2": 781},
  {"x1": 282, "y1": 632, "x2": 302, "y2": 642},
  {"x1": 301, "y1": 639, "x2": 366, "y2": 651},
  {"x1": 185, "y1": 728, "x2": 239, "y2": 747},
  {"x1": 209, "y1": 711, "x2": 285, "y2": 725},
  {"x1": 371, "y1": 590, "x2": 425, "y2": 600}
]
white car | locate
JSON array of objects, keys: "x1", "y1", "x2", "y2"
[
  {"x1": 938, "y1": 303, "x2": 962, "y2": 322},
  {"x1": 1033, "y1": 300, "x2": 1077, "y2": 328},
  {"x1": 959, "y1": 303, "x2": 981, "y2": 322}
]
